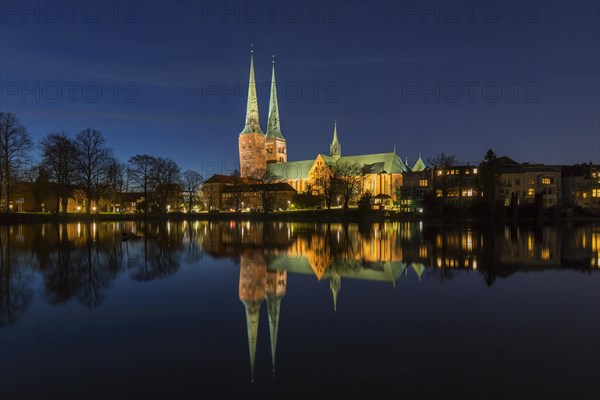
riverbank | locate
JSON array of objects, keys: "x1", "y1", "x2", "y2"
[{"x1": 1, "y1": 209, "x2": 598, "y2": 224}]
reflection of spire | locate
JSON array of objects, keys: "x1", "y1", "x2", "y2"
[
  {"x1": 242, "y1": 299, "x2": 262, "y2": 381},
  {"x1": 330, "y1": 272, "x2": 341, "y2": 312},
  {"x1": 239, "y1": 255, "x2": 267, "y2": 382},
  {"x1": 266, "y1": 269, "x2": 286, "y2": 377},
  {"x1": 411, "y1": 262, "x2": 425, "y2": 282},
  {"x1": 267, "y1": 294, "x2": 282, "y2": 376}
]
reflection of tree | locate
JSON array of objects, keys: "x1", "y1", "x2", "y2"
[
  {"x1": 0, "y1": 228, "x2": 33, "y2": 325},
  {"x1": 41, "y1": 223, "x2": 121, "y2": 308},
  {"x1": 76, "y1": 224, "x2": 118, "y2": 308},
  {"x1": 43, "y1": 224, "x2": 80, "y2": 304},
  {"x1": 128, "y1": 222, "x2": 183, "y2": 281}
]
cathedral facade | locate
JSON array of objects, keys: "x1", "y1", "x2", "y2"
[{"x1": 238, "y1": 51, "x2": 426, "y2": 202}]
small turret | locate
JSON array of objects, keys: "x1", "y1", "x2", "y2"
[{"x1": 330, "y1": 121, "x2": 341, "y2": 161}]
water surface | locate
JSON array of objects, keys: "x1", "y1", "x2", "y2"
[{"x1": 0, "y1": 221, "x2": 598, "y2": 399}]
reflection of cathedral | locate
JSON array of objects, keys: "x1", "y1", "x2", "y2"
[{"x1": 238, "y1": 251, "x2": 287, "y2": 380}]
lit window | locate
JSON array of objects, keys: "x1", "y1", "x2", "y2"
[
  {"x1": 542, "y1": 178, "x2": 552, "y2": 185},
  {"x1": 529, "y1": 179, "x2": 535, "y2": 185},
  {"x1": 593, "y1": 189, "x2": 600, "y2": 198},
  {"x1": 436, "y1": 190, "x2": 443, "y2": 197},
  {"x1": 419, "y1": 179, "x2": 428, "y2": 187},
  {"x1": 527, "y1": 189, "x2": 535, "y2": 196},
  {"x1": 437, "y1": 170, "x2": 443, "y2": 176},
  {"x1": 473, "y1": 168, "x2": 478, "y2": 174},
  {"x1": 583, "y1": 192, "x2": 588, "y2": 199}
]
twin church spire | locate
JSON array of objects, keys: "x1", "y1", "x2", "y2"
[{"x1": 241, "y1": 50, "x2": 283, "y2": 139}]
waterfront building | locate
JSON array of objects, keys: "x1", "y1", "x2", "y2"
[{"x1": 237, "y1": 51, "x2": 419, "y2": 203}]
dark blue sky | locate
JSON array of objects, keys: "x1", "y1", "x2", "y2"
[{"x1": 1, "y1": 1, "x2": 598, "y2": 175}]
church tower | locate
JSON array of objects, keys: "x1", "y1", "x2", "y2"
[
  {"x1": 330, "y1": 121, "x2": 341, "y2": 161},
  {"x1": 239, "y1": 48, "x2": 267, "y2": 178},
  {"x1": 265, "y1": 56, "x2": 287, "y2": 164}
]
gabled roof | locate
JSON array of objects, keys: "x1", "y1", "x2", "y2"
[{"x1": 412, "y1": 155, "x2": 427, "y2": 172}]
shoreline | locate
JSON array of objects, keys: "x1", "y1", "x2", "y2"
[{"x1": 1, "y1": 209, "x2": 598, "y2": 225}]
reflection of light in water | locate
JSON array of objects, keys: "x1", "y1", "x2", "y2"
[
  {"x1": 473, "y1": 259, "x2": 478, "y2": 270},
  {"x1": 436, "y1": 234, "x2": 442, "y2": 248},
  {"x1": 92, "y1": 223, "x2": 97, "y2": 241},
  {"x1": 528, "y1": 234, "x2": 534, "y2": 252},
  {"x1": 462, "y1": 231, "x2": 473, "y2": 252},
  {"x1": 592, "y1": 233, "x2": 600, "y2": 252},
  {"x1": 582, "y1": 234, "x2": 587, "y2": 249},
  {"x1": 77, "y1": 223, "x2": 81, "y2": 237},
  {"x1": 436, "y1": 258, "x2": 442, "y2": 268},
  {"x1": 419, "y1": 245, "x2": 427, "y2": 258},
  {"x1": 541, "y1": 248, "x2": 550, "y2": 261},
  {"x1": 167, "y1": 222, "x2": 171, "y2": 235}
]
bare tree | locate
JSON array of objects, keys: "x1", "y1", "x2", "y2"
[
  {"x1": 335, "y1": 161, "x2": 363, "y2": 209},
  {"x1": 74, "y1": 128, "x2": 114, "y2": 214},
  {"x1": 106, "y1": 159, "x2": 127, "y2": 212},
  {"x1": 128, "y1": 154, "x2": 156, "y2": 216},
  {"x1": 0, "y1": 112, "x2": 33, "y2": 212},
  {"x1": 40, "y1": 132, "x2": 78, "y2": 215},
  {"x1": 228, "y1": 170, "x2": 245, "y2": 211},
  {"x1": 257, "y1": 169, "x2": 281, "y2": 212},
  {"x1": 180, "y1": 169, "x2": 204, "y2": 213},
  {"x1": 201, "y1": 183, "x2": 218, "y2": 211},
  {"x1": 150, "y1": 157, "x2": 181, "y2": 213},
  {"x1": 311, "y1": 160, "x2": 338, "y2": 209},
  {"x1": 427, "y1": 153, "x2": 459, "y2": 214}
]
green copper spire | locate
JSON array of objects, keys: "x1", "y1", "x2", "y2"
[
  {"x1": 241, "y1": 47, "x2": 263, "y2": 135},
  {"x1": 266, "y1": 56, "x2": 284, "y2": 139},
  {"x1": 330, "y1": 121, "x2": 341, "y2": 160}
]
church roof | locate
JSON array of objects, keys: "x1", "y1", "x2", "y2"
[
  {"x1": 336, "y1": 152, "x2": 408, "y2": 174},
  {"x1": 267, "y1": 151, "x2": 409, "y2": 179},
  {"x1": 267, "y1": 159, "x2": 316, "y2": 180}
]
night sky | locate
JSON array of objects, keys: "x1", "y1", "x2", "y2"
[{"x1": 0, "y1": 1, "x2": 598, "y2": 176}]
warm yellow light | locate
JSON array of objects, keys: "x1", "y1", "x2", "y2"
[{"x1": 541, "y1": 248, "x2": 550, "y2": 261}]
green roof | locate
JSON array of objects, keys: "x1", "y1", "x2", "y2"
[
  {"x1": 267, "y1": 152, "x2": 408, "y2": 179},
  {"x1": 412, "y1": 155, "x2": 427, "y2": 172},
  {"x1": 267, "y1": 159, "x2": 316, "y2": 180},
  {"x1": 336, "y1": 152, "x2": 408, "y2": 174}
]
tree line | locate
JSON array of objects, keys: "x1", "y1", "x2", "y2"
[{"x1": 0, "y1": 111, "x2": 204, "y2": 215}]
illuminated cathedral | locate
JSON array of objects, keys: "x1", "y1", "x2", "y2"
[{"x1": 238, "y1": 50, "x2": 426, "y2": 201}]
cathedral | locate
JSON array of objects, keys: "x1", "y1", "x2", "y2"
[{"x1": 238, "y1": 50, "x2": 426, "y2": 202}]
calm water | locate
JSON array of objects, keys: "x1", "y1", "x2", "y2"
[{"x1": 0, "y1": 221, "x2": 598, "y2": 399}]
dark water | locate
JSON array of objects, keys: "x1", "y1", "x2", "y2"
[{"x1": 0, "y1": 221, "x2": 598, "y2": 399}]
